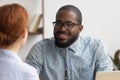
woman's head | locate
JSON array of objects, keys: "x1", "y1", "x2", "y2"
[{"x1": 0, "y1": 3, "x2": 28, "y2": 48}]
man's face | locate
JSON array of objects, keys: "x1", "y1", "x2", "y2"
[{"x1": 54, "y1": 10, "x2": 83, "y2": 48}]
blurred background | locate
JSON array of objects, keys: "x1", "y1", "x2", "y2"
[{"x1": 0, "y1": 0, "x2": 120, "y2": 63}]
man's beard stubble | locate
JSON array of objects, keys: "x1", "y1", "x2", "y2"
[{"x1": 55, "y1": 33, "x2": 79, "y2": 48}]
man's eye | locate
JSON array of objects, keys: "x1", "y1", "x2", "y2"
[{"x1": 66, "y1": 23, "x2": 73, "y2": 27}]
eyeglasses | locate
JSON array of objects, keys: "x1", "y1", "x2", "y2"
[{"x1": 53, "y1": 21, "x2": 79, "y2": 30}]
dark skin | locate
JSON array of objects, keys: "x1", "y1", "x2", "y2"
[{"x1": 54, "y1": 10, "x2": 83, "y2": 48}]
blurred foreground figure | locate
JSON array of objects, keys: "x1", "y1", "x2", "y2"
[{"x1": 0, "y1": 3, "x2": 39, "y2": 80}]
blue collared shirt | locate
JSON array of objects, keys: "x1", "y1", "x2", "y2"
[
  {"x1": 26, "y1": 36, "x2": 113, "y2": 80},
  {"x1": 0, "y1": 49, "x2": 39, "y2": 80}
]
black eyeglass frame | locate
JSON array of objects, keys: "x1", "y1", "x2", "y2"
[{"x1": 53, "y1": 21, "x2": 80, "y2": 30}]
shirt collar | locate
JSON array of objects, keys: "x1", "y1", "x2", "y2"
[{"x1": 68, "y1": 36, "x2": 82, "y2": 53}]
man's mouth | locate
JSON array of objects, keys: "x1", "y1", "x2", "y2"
[{"x1": 56, "y1": 32, "x2": 69, "y2": 40}]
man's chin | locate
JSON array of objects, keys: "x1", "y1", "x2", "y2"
[
  {"x1": 55, "y1": 41, "x2": 70, "y2": 48},
  {"x1": 55, "y1": 43, "x2": 68, "y2": 48}
]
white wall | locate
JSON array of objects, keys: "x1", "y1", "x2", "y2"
[{"x1": 0, "y1": 0, "x2": 120, "y2": 60}]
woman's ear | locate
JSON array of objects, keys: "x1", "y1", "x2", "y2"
[
  {"x1": 19, "y1": 28, "x2": 28, "y2": 47},
  {"x1": 21, "y1": 28, "x2": 28, "y2": 39}
]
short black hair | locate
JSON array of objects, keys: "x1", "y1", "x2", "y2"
[{"x1": 56, "y1": 5, "x2": 82, "y2": 25}]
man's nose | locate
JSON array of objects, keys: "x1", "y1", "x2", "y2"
[{"x1": 59, "y1": 23, "x2": 66, "y2": 30}]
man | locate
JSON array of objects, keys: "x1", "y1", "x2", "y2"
[
  {"x1": 26, "y1": 5, "x2": 113, "y2": 80},
  {"x1": 0, "y1": 3, "x2": 39, "y2": 80}
]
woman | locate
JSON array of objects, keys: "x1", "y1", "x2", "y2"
[{"x1": 0, "y1": 3, "x2": 39, "y2": 80}]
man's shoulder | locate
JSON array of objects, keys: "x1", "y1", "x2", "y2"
[
  {"x1": 79, "y1": 36, "x2": 108, "y2": 54},
  {"x1": 80, "y1": 36, "x2": 102, "y2": 42},
  {"x1": 34, "y1": 37, "x2": 55, "y2": 46},
  {"x1": 80, "y1": 36, "x2": 104, "y2": 45}
]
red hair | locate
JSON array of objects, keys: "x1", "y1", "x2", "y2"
[{"x1": 0, "y1": 3, "x2": 28, "y2": 47}]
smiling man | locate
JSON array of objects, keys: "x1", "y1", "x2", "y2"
[
  {"x1": 53, "y1": 7, "x2": 83, "y2": 48},
  {"x1": 26, "y1": 5, "x2": 113, "y2": 80}
]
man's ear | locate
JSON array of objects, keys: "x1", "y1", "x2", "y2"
[{"x1": 79, "y1": 25, "x2": 83, "y2": 32}]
